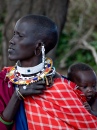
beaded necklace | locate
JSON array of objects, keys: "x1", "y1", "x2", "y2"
[{"x1": 6, "y1": 58, "x2": 53, "y2": 85}]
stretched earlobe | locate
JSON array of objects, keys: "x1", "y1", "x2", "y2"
[
  {"x1": 34, "y1": 49, "x2": 41, "y2": 56},
  {"x1": 34, "y1": 42, "x2": 45, "y2": 64},
  {"x1": 34, "y1": 41, "x2": 42, "y2": 56}
]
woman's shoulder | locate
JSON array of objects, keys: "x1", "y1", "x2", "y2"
[{"x1": 0, "y1": 66, "x2": 13, "y2": 79}]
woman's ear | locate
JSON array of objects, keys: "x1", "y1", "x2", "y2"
[{"x1": 34, "y1": 41, "x2": 43, "y2": 56}]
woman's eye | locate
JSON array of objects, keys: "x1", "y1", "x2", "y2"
[
  {"x1": 13, "y1": 32, "x2": 23, "y2": 38},
  {"x1": 19, "y1": 34, "x2": 23, "y2": 37}
]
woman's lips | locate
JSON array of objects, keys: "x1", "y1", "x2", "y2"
[{"x1": 8, "y1": 48, "x2": 15, "y2": 52}]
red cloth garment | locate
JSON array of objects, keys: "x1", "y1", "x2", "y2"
[
  {"x1": 64, "y1": 79, "x2": 87, "y2": 103},
  {"x1": 24, "y1": 78, "x2": 97, "y2": 130},
  {"x1": 0, "y1": 68, "x2": 16, "y2": 130},
  {"x1": 0, "y1": 67, "x2": 97, "y2": 130}
]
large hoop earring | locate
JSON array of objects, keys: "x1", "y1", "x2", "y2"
[{"x1": 41, "y1": 43, "x2": 45, "y2": 64}]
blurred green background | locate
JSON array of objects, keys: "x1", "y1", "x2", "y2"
[{"x1": 55, "y1": 0, "x2": 97, "y2": 75}]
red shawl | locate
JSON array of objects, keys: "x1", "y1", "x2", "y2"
[
  {"x1": 0, "y1": 68, "x2": 97, "y2": 130},
  {"x1": 24, "y1": 78, "x2": 97, "y2": 130}
]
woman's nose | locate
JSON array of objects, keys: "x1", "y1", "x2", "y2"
[{"x1": 9, "y1": 37, "x2": 15, "y2": 45}]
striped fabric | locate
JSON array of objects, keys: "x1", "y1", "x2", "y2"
[{"x1": 24, "y1": 78, "x2": 97, "y2": 130}]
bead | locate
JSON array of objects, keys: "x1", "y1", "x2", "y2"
[
  {"x1": 23, "y1": 85, "x2": 27, "y2": 90},
  {"x1": 27, "y1": 69, "x2": 30, "y2": 72}
]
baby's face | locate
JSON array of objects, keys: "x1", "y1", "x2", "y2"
[{"x1": 75, "y1": 70, "x2": 97, "y2": 101}]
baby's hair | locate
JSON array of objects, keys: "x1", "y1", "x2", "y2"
[
  {"x1": 67, "y1": 62, "x2": 93, "y2": 81},
  {"x1": 68, "y1": 62, "x2": 92, "y2": 72},
  {"x1": 19, "y1": 14, "x2": 58, "y2": 54}
]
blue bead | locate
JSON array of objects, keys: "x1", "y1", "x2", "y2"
[
  {"x1": 33, "y1": 77, "x2": 38, "y2": 80},
  {"x1": 47, "y1": 64, "x2": 51, "y2": 67},
  {"x1": 27, "y1": 69, "x2": 30, "y2": 72},
  {"x1": 14, "y1": 79, "x2": 18, "y2": 82}
]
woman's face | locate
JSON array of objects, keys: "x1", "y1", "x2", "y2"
[
  {"x1": 74, "y1": 70, "x2": 97, "y2": 101},
  {"x1": 8, "y1": 20, "x2": 37, "y2": 61}
]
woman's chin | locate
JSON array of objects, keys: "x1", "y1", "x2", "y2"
[{"x1": 8, "y1": 55, "x2": 17, "y2": 61}]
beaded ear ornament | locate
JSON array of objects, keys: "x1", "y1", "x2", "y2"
[{"x1": 6, "y1": 58, "x2": 55, "y2": 85}]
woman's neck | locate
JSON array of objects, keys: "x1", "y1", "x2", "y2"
[{"x1": 18, "y1": 57, "x2": 42, "y2": 67}]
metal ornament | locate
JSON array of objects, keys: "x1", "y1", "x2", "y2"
[{"x1": 42, "y1": 44, "x2": 45, "y2": 64}]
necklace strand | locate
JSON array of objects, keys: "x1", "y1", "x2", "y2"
[{"x1": 6, "y1": 58, "x2": 54, "y2": 85}]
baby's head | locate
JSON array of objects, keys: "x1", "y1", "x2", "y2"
[{"x1": 67, "y1": 63, "x2": 97, "y2": 101}]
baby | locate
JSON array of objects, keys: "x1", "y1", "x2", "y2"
[{"x1": 67, "y1": 62, "x2": 97, "y2": 116}]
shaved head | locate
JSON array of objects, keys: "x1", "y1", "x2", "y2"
[{"x1": 19, "y1": 14, "x2": 58, "y2": 54}]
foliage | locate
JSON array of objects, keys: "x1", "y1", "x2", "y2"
[
  {"x1": 56, "y1": 31, "x2": 97, "y2": 73},
  {"x1": 55, "y1": 0, "x2": 97, "y2": 74}
]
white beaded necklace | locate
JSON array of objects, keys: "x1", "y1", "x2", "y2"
[{"x1": 16, "y1": 62, "x2": 44, "y2": 75}]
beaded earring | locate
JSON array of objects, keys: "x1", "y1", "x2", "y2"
[{"x1": 41, "y1": 43, "x2": 45, "y2": 64}]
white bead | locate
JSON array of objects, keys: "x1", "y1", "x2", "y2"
[{"x1": 23, "y1": 85, "x2": 27, "y2": 90}]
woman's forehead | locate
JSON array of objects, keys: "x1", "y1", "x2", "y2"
[{"x1": 14, "y1": 20, "x2": 36, "y2": 34}]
